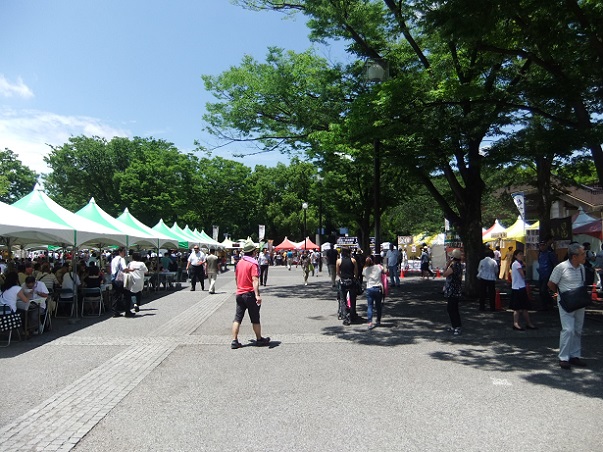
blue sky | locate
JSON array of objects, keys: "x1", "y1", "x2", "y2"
[{"x1": 0, "y1": 0, "x2": 346, "y2": 174}]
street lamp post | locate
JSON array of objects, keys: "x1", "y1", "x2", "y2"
[
  {"x1": 302, "y1": 202, "x2": 308, "y2": 252},
  {"x1": 364, "y1": 57, "x2": 388, "y2": 258},
  {"x1": 314, "y1": 174, "x2": 324, "y2": 272}
]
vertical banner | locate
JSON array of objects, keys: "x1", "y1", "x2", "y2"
[
  {"x1": 512, "y1": 192, "x2": 525, "y2": 220},
  {"x1": 212, "y1": 225, "x2": 219, "y2": 242},
  {"x1": 258, "y1": 225, "x2": 265, "y2": 242}
]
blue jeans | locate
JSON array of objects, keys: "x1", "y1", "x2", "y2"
[
  {"x1": 366, "y1": 287, "x2": 383, "y2": 323},
  {"x1": 388, "y1": 266, "x2": 399, "y2": 287}
]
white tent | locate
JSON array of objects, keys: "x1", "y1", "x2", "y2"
[
  {"x1": 0, "y1": 200, "x2": 75, "y2": 246},
  {"x1": 75, "y1": 198, "x2": 158, "y2": 248},
  {"x1": 573, "y1": 207, "x2": 598, "y2": 229},
  {"x1": 11, "y1": 188, "x2": 127, "y2": 247},
  {"x1": 482, "y1": 219, "x2": 507, "y2": 242},
  {"x1": 116, "y1": 208, "x2": 180, "y2": 249}
]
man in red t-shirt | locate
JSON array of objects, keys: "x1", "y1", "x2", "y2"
[{"x1": 231, "y1": 238, "x2": 270, "y2": 349}]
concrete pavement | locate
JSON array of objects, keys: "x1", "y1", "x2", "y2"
[{"x1": 1, "y1": 267, "x2": 603, "y2": 451}]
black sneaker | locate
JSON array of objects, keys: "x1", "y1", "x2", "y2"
[
  {"x1": 125, "y1": 311, "x2": 136, "y2": 318},
  {"x1": 134, "y1": 304, "x2": 139, "y2": 312},
  {"x1": 569, "y1": 357, "x2": 587, "y2": 367},
  {"x1": 112, "y1": 313, "x2": 123, "y2": 318},
  {"x1": 231, "y1": 340, "x2": 243, "y2": 349},
  {"x1": 256, "y1": 337, "x2": 271, "y2": 346}
]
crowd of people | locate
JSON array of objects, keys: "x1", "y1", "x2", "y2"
[{"x1": 3, "y1": 238, "x2": 602, "y2": 369}]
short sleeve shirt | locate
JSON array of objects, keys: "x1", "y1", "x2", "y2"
[
  {"x1": 187, "y1": 251, "x2": 206, "y2": 266},
  {"x1": 511, "y1": 260, "x2": 525, "y2": 289},
  {"x1": 549, "y1": 260, "x2": 585, "y2": 299},
  {"x1": 235, "y1": 257, "x2": 260, "y2": 295}
]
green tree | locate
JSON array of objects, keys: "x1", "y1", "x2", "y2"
[
  {"x1": 0, "y1": 148, "x2": 38, "y2": 204},
  {"x1": 425, "y1": 0, "x2": 603, "y2": 185},
  {"x1": 229, "y1": 0, "x2": 530, "y2": 295},
  {"x1": 116, "y1": 138, "x2": 200, "y2": 226},
  {"x1": 195, "y1": 156, "x2": 254, "y2": 238},
  {"x1": 43, "y1": 136, "x2": 135, "y2": 212}
]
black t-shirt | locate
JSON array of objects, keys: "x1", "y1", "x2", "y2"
[
  {"x1": 326, "y1": 248, "x2": 338, "y2": 265},
  {"x1": 339, "y1": 256, "x2": 356, "y2": 279}
]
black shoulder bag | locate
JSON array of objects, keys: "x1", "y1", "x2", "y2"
[{"x1": 558, "y1": 267, "x2": 591, "y2": 313}]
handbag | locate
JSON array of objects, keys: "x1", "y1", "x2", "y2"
[
  {"x1": 0, "y1": 302, "x2": 22, "y2": 332},
  {"x1": 558, "y1": 268, "x2": 591, "y2": 313}
]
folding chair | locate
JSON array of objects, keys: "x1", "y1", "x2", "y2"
[
  {"x1": 55, "y1": 288, "x2": 75, "y2": 317},
  {"x1": 40, "y1": 297, "x2": 52, "y2": 333},
  {"x1": 81, "y1": 287, "x2": 104, "y2": 317}
]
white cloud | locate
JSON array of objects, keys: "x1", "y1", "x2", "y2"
[
  {"x1": 0, "y1": 74, "x2": 34, "y2": 99},
  {"x1": 0, "y1": 107, "x2": 131, "y2": 174}
]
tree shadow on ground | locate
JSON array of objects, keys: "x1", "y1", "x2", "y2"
[
  {"x1": 0, "y1": 287, "x2": 181, "y2": 358},
  {"x1": 269, "y1": 277, "x2": 603, "y2": 399}
]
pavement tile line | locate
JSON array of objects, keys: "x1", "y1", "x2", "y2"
[
  {"x1": 151, "y1": 289, "x2": 233, "y2": 337},
  {"x1": 0, "y1": 284, "x2": 236, "y2": 452},
  {"x1": 0, "y1": 344, "x2": 176, "y2": 452}
]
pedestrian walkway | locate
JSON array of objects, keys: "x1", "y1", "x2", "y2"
[{"x1": 1, "y1": 268, "x2": 603, "y2": 451}]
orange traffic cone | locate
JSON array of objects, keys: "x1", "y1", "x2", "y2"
[
  {"x1": 495, "y1": 289, "x2": 502, "y2": 311},
  {"x1": 435, "y1": 267, "x2": 441, "y2": 278},
  {"x1": 399, "y1": 268, "x2": 405, "y2": 278},
  {"x1": 592, "y1": 284, "x2": 601, "y2": 302}
]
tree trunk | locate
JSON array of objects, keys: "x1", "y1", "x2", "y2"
[
  {"x1": 455, "y1": 191, "x2": 484, "y2": 299},
  {"x1": 535, "y1": 155, "x2": 554, "y2": 239}
]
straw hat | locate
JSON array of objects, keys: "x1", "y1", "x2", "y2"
[{"x1": 449, "y1": 249, "x2": 462, "y2": 259}]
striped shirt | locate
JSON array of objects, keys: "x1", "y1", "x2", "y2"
[{"x1": 549, "y1": 260, "x2": 585, "y2": 299}]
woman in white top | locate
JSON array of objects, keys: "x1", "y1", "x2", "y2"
[
  {"x1": 510, "y1": 250, "x2": 537, "y2": 331},
  {"x1": 127, "y1": 252, "x2": 148, "y2": 313},
  {"x1": 1, "y1": 272, "x2": 30, "y2": 313},
  {"x1": 362, "y1": 256, "x2": 386, "y2": 330}
]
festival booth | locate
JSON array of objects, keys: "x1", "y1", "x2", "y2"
[
  {"x1": 274, "y1": 237, "x2": 298, "y2": 251},
  {"x1": 295, "y1": 237, "x2": 320, "y2": 251},
  {"x1": 424, "y1": 233, "x2": 447, "y2": 271},
  {"x1": 482, "y1": 219, "x2": 507, "y2": 244},
  {"x1": 572, "y1": 208, "x2": 602, "y2": 251}
]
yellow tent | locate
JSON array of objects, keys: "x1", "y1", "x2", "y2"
[{"x1": 505, "y1": 216, "x2": 539, "y2": 243}]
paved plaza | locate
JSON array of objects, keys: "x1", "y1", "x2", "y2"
[{"x1": 2, "y1": 267, "x2": 603, "y2": 451}]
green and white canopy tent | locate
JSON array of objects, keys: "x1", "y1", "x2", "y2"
[
  {"x1": 194, "y1": 228, "x2": 223, "y2": 249},
  {"x1": 0, "y1": 200, "x2": 76, "y2": 252},
  {"x1": 171, "y1": 222, "x2": 199, "y2": 248},
  {"x1": 12, "y1": 189, "x2": 126, "y2": 248},
  {"x1": 75, "y1": 198, "x2": 163, "y2": 248},
  {"x1": 75, "y1": 198, "x2": 159, "y2": 249},
  {"x1": 152, "y1": 219, "x2": 190, "y2": 249},
  {"x1": 116, "y1": 208, "x2": 180, "y2": 249}
]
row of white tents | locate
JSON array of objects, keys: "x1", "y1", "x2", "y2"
[{"x1": 0, "y1": 187, "x2": 226, "y2": 253}]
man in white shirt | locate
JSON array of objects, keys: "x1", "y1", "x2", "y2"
[
  {"x1": 548, "y1": 243, "x2": 587, "y2": 369},
  {"x1": 111, "y1": 247, "x2": 134, "y2": 318},
  {"x1": 477, "y1": 249, "x2": 498, "y2": 311},
  {"x1": 187, "y1": 246, "x2": 207, "y2": 291}
]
